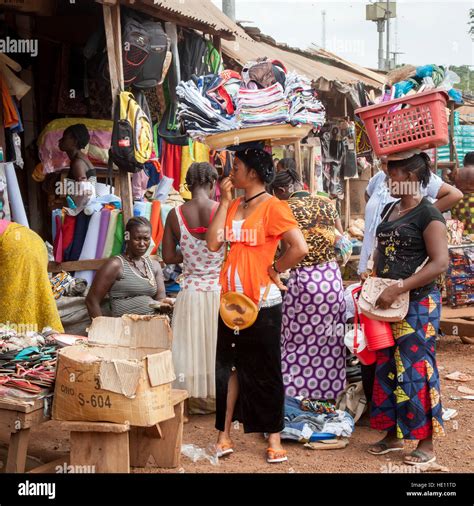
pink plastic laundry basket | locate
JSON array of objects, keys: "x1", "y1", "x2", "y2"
[{"x1": 355, "y1": 90, "x2": 449, "y2": 156}]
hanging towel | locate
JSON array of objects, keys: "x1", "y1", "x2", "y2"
[
  {"x1": 95, "y1": 208, "x2": 111, "y2": 259},
  {"x1": 111, "y1": 212, "x2": 124, "y2": 256},
  {"x1": 4, "y1": 162, "x2": 28, "y2": 227},
  {"x1": 102, "y1": 209, "x2": 119, "y2": 258},
  {"x1": 150, "y1": 200, "x2": 163, "y2": 255},
  {"x1": 76, "y1": 210, "x2": 102, "y2": 286}
]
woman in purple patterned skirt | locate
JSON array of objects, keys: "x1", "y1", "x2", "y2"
[{"x1": 271, "y1": 168, "x2": 346, "y2": 400}]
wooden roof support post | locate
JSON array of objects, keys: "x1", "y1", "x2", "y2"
[
  {"x1": 294, "y1": 140, "x2": 302, "y2": 180},
  {"x1": 103, "y1": 2, "x2": 133, "y2": 225},
  {"x1": 308, "y1": 146, "x2": 315, "y2": 194}
]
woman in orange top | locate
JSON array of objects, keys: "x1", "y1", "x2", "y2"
[{"x1": 207, "y1": 148, "x2": 308, "y2": 464}]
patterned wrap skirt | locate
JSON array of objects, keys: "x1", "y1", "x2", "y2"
[
  {"x1": 281, "y1": 262, "x2": 346, "y2": 400},
  {"x1": 370, "y1": 290, "x2": 445, "y2": 440}
]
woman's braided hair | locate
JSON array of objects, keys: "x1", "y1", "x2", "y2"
[
  {"x1": 387, "y1": 153, "x2": 432, "y2": 188},
  {"x1": 270, "y1": 167, "x2": 302, "y2": 192},
  {"x1": 126, "y1": 216, "x2": 152, "y2": 234},
  {"x1": 185, "y1": 162, "x2": 218, "y2": 190},
  {"x1": 277, "y1": 158, "x2": 297, "y2": 172}
]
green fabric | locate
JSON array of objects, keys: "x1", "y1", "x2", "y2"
[{"x1": 111, "y1": 213, "x2": 124, "y2": 256}]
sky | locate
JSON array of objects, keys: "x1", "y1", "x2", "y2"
[{"x1": 212, "y1": 0, "x2": 473, "y2": 69}]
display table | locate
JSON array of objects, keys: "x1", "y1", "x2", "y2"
[{"x1": 0, "y1": 398, "x2": 49, "y2": 473}]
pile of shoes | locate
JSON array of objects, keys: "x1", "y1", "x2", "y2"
[{"x1": 0, "y1": 328, "x2": 60, "y2": 396}]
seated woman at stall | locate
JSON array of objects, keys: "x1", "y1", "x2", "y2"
[
  {"x1": 0, "y1": 219, "x2": 63, "y2": 333},
  {"x1": 271, "y1": 168, "x2": 346, "y2": 401},
  {"x1": 86, "y1": 217, "x2": 173, "y2": 318}
]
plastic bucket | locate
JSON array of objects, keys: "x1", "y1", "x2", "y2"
[
  {"x1": 359, "y1": 313, "x2": 395, "y2": 351},
  {"x1": 350, "y1": 287, "x2": 377, "y2": 365},
  {"x1": 344, "y1": 328, "x2": 376, "y2": 365}
]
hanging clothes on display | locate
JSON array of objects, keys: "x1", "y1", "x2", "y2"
[
  {"x1": 161, "y1": 140, "x2": 182, "y2": 190},
  {"x1": 319, "y1": 120, "x2": 356, "y2": 199}
]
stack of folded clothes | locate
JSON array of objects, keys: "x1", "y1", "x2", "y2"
[
  {"x1": 236, "y1": 83, "x2": 289, "y2": 127},
  {"x1": 285, "y1": 72, "x2": 326, "y2": 128},
  {"x1": 176, "y1": 76, "x2": 239, "y2": 138}
]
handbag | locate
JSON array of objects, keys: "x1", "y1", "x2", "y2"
[
  {"x1": 360, "y1": 201, "x2": 429, "y2": 322},
  {"x1": 220, "y1": 283, "x2": 272, "y2": 331}
]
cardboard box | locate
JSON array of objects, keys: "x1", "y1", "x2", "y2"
[{"x1": 52, "y1": 315, "x2": 176, "y2": 427}]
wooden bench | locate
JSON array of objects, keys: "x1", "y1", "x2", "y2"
[
  {"x1": 54, "y1": 389, "x2": 188, "y2": 473},
  {"x1": 0, "y1": 398, "x2": 49, "y2": 473}
]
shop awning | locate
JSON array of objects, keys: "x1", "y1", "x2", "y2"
[{"x1": 132, "y1": 0, "x2": 237, "y2": 40}]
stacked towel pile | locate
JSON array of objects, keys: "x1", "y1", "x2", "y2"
[
  {"x1": 285, "y1": 72, "x2": 326, "y2": 128},
  {"x1": 237, "y1": 83, "x2": 289, "y2": 127}
]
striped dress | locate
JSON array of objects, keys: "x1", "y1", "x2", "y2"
[{"x1": 109, "y1": 255, "x2": 157, "y2": 316}]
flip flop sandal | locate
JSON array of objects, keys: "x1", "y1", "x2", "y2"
[
  {"x1": 266, "y1": 448, "x2": 288, "y2": 464},
  {"x1": 216, "y1": 442, "x2": 234, "y2": 458},
  {"x1": 368, "y1": 442, "x2": 404, "y2": 455},
  {"x1": 404, "y1": 449, "x2": 436, "y2": 466}
]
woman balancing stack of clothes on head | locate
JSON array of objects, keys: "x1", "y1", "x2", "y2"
[
  {"x1": 162, "y1": 163, "x2": 224, "y2": 415},
  {"x1": 366, "y1": 153, "x2": 449, "y2": 466},
  {"x1": 271, "y1": 168, "x2": 347, "y2": 401},
  {"x1": 206, "y1": 148, "x2": 308, "y2": 464}
]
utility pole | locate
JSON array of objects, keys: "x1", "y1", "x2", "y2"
[
  {"x1": 222, "y1": 0, "x2": 236, "y2": 22},
  {"x1": 385, "y1": 0, "x2": 391, "y2": 70},
  {"x1": 377, "y1": 19, "x2": 385, "y2": 70},
  {"x1": 322, "y1": 10, "x2": 326, "y2": 49}
]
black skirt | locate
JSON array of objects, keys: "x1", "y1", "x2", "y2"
[{"x1": 215, "y1": 304, "x2": 284, "y2": 434}]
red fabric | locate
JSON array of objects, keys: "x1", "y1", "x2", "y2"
[
  {"x1": 161, "y1": 141, "x2": 182, "y2": 191},
  {"x1": 61, "y1": 214, "x2": 76, "y2": 259},
  {"x1": 53, "y1": 215, "x2": 63, "y2": 263}
]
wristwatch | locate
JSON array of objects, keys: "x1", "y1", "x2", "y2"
[{"x1": 272, "y1": 261, "x2": 283, "y2": 274}]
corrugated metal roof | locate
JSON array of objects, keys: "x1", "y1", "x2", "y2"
[
  {"x1": 309, "y1": 47, "x2": 386, "y2": 86},
  {"x1": 200, "y1": 0, "x2": 383, "y2": 88},
  {"x1": 139, "y1": 0, "x2": 236, "y2": 39}
]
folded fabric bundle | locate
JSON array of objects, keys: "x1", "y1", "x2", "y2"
[
  {"x1": 176, "y1": 78, "x2": 239, "y2": 138},
  {"x1": 281, "y1": 396, "x2": 354, "y2": 442},
  {"x1": 237, "y1": 83, "x2": 289, "y2": 127},
  {"x1": 284, "y1": 72, "x2": 326, "y2": 128}
]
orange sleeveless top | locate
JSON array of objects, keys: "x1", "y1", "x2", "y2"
[{"x1": 219, "y1": 196, "x2": 298, "y2": 304}]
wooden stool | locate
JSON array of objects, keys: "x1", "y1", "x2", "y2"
[
  {"x1": 129, "y1": 389, "x2": 188, "y2": 469},
  {"x1": 57, "y1": 421, "x2": 130, "y2": 473},
  {"x1": 0, "y1": 399, "x2": 49, "y2": 473},
  {"x1": 52, "y1": 389, "x2": 188, "y2": 472}
]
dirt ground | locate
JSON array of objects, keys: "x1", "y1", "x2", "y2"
[{"x1": 7, "y1": 334, "x2": 473, "y2": 475}]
